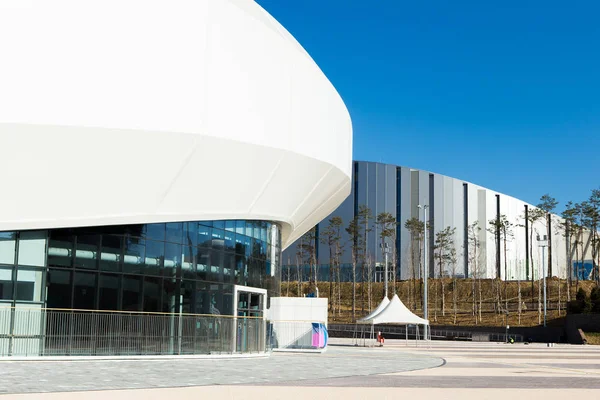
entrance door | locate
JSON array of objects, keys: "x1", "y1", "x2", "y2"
[{"x1": 234, "y1": 286, "x2": 266, "y2": 353}]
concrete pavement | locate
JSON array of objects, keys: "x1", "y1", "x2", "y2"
[{"x1": 1, "y1": 339, "x2": 599, "y2": 399}]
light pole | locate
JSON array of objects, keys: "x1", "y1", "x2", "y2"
[
  {"x1": 380, "y1": 242, "x2": 390, "y2": 298},
  {"x1": 418, "y1": 204, "x2": 429, "y2": 340},
  {"x1": 537, "y1": 234, "x2": 548, "y2": 327}
]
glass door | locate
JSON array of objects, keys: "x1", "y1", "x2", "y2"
[{"x1": 235, "y1": 291, "x2": 264, "y2": 353}]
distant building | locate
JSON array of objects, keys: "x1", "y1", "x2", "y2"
[{"x1": 283, "y1": 161, "x2": 594, "y2": 283}]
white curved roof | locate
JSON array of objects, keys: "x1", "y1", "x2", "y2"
[
  {"x1": 357, "y1": 297, "x2": 390, "y2": 322},
  {"x1": 359, "y1": 295, "x2": 429, "y2": 326},
  {"x1": 0, "y1": 0, "x2": 352, "y2": 248}
]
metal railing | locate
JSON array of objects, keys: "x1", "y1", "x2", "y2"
[
  {"x1": 269, "y1": 321, "x2": 327, "y2": 350},
  {"x1": 0, "y1": 307, "x2": 266, "y2": 357},
  {"x1": 328, "y1": 323, "x2": 524, "y2": 343}
]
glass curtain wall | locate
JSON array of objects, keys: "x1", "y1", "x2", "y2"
[
  {"x1": 0, "y1": 221, "x2": 281, "y2": 355},
  {"x1": 43, "y1": 220, "x2": 281, "y2": 314}
]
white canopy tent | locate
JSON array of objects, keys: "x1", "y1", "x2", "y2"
[
  {"x1": 357, "y1": 296, "x2": 390, "y2": 322},
  {"x1": 355, "y1": 294, "x2": 429, "y2": 346}
]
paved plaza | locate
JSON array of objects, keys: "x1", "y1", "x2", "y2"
[{"x1": 1, "y1": 339, "x2": 599, "y2": 399}]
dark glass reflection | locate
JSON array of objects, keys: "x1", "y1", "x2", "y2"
[
  {"x1": 40, "y1": 220, "x2": 280, "y2": 315},
  {"x1": 99, "y1": 273, "x2": 119, "y2": 310},
  {"x1": 74, "y1": 271, "x2": 96, "y2": 309}
]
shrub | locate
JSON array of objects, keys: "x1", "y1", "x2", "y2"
[
  {"x1": 591, "y1": 287, "x2": 600, "y2": 313},
  {"x1": 569, "y1": 288, "x2": 593, "y2": 314},
  {"x1": 576, "y1": 288, "x2": 587, "y2": 302}
]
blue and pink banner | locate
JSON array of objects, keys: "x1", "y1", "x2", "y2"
[{"x1": 311, "y1": 323, "x2": 328, "y2": 349}]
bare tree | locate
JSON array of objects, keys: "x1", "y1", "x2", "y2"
[
  {"x1": 295, "y1": 238, "x2": 304, "y2": 295},
  {"x1": 376, "y1": 212, "x2": 397, "y2": 296},
  {"x1": 286, "y1": 255, "x2": 291, "y2": 296},
  {"x1": 357, "y1": 205, "x2": 373, "y2": 313},
  {"x1": 366, "y1": 251, "x2": 374, "y2": 312},
  {"x1": 467, "y1": 221, "x2": 482, "y2": 324},
  {"x1": 587, "y1": 189, "x2": 600, "y2": 284},
  {"x1": 299, "y1": 227, "x2": 317, "y2": 296},
  {"x1": 320, "y1": 216, "x2": 343, "y2": 317},
  {"x1": 405, "y1": 217, "x2": 424, "y2": 310},
  {"x1": 561, "y1": 201, "x2": 579, "y2": 302},
  {"x1": 521, "y1": 206, "x2": 545, "y2": 320},
  {"x1": 346, "y1": 217, "x2": 361, "y2": 321},
  {"x1": 488, "y1": 215, "x2": 513, "y2": 315},
  {"x1": 449, "y1": 246, "x2": 459, "y2": 324},
  {"x1": 538, "y1": 194, "x2": 558, "y2": 277},
  {"x1": 434, "y1": 226, "x2": 456, "y2": 320}
]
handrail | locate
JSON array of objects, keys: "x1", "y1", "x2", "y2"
[{"x1": 0, "y1": 307, "x2": 265, "y2": 319}]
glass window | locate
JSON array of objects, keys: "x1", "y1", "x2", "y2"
[
  {"x1": 235, "y1": 254, "x2": 247, "y2": 286},
  {"x1": 213, "y1": 221, "x2": 225, "y2": 230},
  {"x1": 198, "y1": 225, "x2": 211, "y2": 247},
  {"x1": 223, "y1": 252, "x2": 235, "y2": 283},
  {"x1": 211, "y1": 228, "x2": 224, "y2": 243},
  {"x1": 15, "y1": 268, "x2": 43, "y2": 302},
  {"x1": 47, "y1": 269, "x2": 71, "y2": 308},
  {"x1": 221, "y1": 283, "x2": 234, "y2": 316},
  {"x1": 165, "y1": 222, "x2": 183, "y2": 243},
  {"x1": 143, "y1": 276, "x2": 161, "y2": 312},
  {"x1": 260, "y1": 225, "x2": 267, "y2": 244},
  {"x1": 208, "y1": 250, "x2": 223, "y2": 282},
  {"x1": 75, "y1": 234, "x2": 100, "y2": 270},
  {"x1": 225, "y1": 220, "x2": 235, "y2": 232},
  {"x1": 193, "y1": 281, "x2": 209, "y2": 314},
  {"x1": 100, "y1": 235, "x2": 122, "y2": 272},
  {"x1": 248, "y1": 258, "x2": 262, "y2": 288},
  {"x1": 0, "y1": 232, "x2": 17, "y2": 265},
  {"x1": 161, "y1": 277, "x2": 178, "y2": 313},
  {"x1": 184, "y1": 222, "x2": 198, "y2": 247},
  {"x1": 224, "y1": 231, "x2": 235, "y2": 252},
  {"x1": 122, "y1": 275, "x2": 142, "y2": 311},
  {"x1": 196, "y1": 248, "x2": 209, "y2": 281},
  {"x1": 244, "y1": 236, "x2": 252, "y2": 258},
  {"x1": 17, "y1": 230, "x2": 47, "y2": 267},
  {"x1": 180, "y1": 279, "x2": 195, "y2": 314},
  {"x1": 208, "y1": 283, "x2": 223, "y2": 315},
  {"x1": 98, "y1": 273, "x2": 119, "y2": 311},
  {"x1": 144, "y1": 240, "x2": 163, "y2": 276},
  {"x1": 235, "y1": 220, "x2": 245, "y2": 235},
  {"x1": 123, "y1": 224, "x2": 145, "y2": 239},
  {"x1": 234, "y1": 237, "x2": 244, "y2": 256},
  {"x1": 0, "y1": 267, "x2": 13, "y2": 300},
  {"x1": 245, "y1": 221, "x2": 254, "y2": 238},
  {"x1": 145, "y1": 223, "x2": 165, "y2": 242},
  {"x1": 123, "y1": 237, "x2": 144, "y2": 274},
  {"x1": 182, "y1": 246, "x2": 195, "y2": 279},
  {"x1": 164, "y1": 243, "x2": 181, "y2": 276},
  {"x1": 73, "y1": 271, "x2": 97, "y2": 310},
  {"x1": 48, "y1": 230, "x2": 74, "y2": 268}
]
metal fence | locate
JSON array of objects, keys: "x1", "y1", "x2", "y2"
[
  {"x1": 328, "y1": 323, "x2": 523, "y2": 343},
  {"x1": 0, "y1": 307, "x2": 266, "y2": 357},
  {"x1": 269, "y1": 321, "x2": 325, "y2": 350}
]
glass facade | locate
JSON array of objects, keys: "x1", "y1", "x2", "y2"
[{"x1": 0, "y1": 220, "x2": 282, "y2": 314}]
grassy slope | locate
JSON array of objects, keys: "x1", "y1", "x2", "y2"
[{"x1": 281, "y1": 279, "x2": 597, "y2": 327}]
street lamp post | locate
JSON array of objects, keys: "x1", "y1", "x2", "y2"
[
  {"x1": 418, "y1": 204, "x2": 429, "y2": 340},
  {"x1": 380, "y1": 242, "x2": 390, "y2": 298},
  {"x1": 537, "y1": 234, "x2": 548, "y2": 327}
]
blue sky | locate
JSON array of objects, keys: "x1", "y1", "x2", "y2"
[{"x1": 256, "y1": 0, "x2": 600, "y2": 212}]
